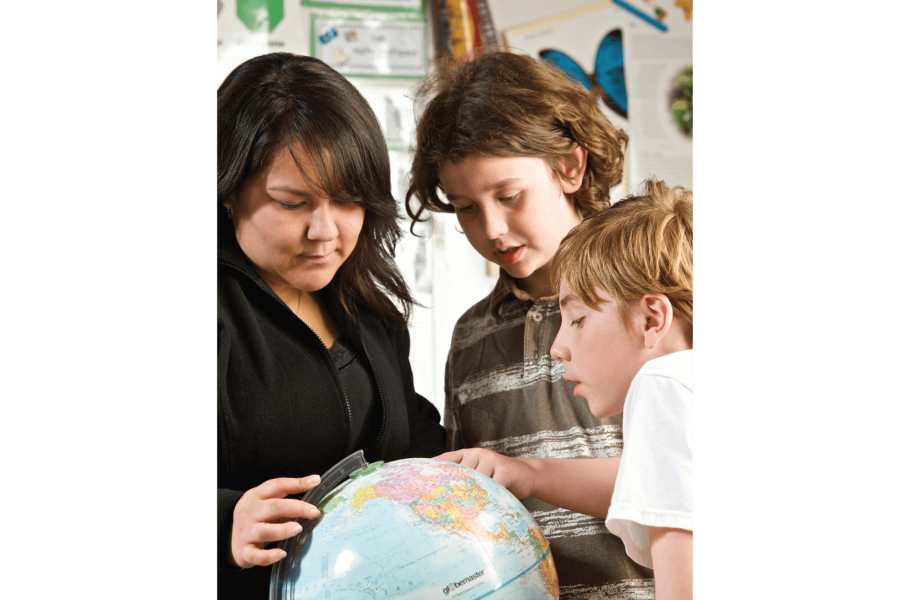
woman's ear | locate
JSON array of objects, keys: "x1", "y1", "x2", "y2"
[
  {"x1": 559, "y1": 144, "x2": 588, "y2": 195},
  {"x1": 635, "y1": 294, "x2": 674, "y2": 350},
  {"x1": 222, "y1": 195, "x2": 239, "y2": 221}
]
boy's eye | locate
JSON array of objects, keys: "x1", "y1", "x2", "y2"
[
  {"x1": 279, "y1": 201, "x2": 306, "y2": 210},
  {"x1": 498, "y1": 193, "x2": 519, "y2": 202},
  {"x1": 571, "y1": 317, "x2": 584, "y2": 327}
]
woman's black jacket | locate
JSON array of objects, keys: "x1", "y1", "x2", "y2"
[{"x1": 217, "y1": 233, "x2": 446, "y2": 598}]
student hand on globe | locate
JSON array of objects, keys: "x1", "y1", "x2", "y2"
[
  {"x1": 230, "y1": 475, "x2": 323, "y2": 568},
  {"x1": 434, "y1": 449, "x2": 537, "y2": 500}
]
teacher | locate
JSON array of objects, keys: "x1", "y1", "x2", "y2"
[{"x1": 217, "y1": 53, "x2": 446, "y2": 598}]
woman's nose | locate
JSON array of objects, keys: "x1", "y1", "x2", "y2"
[{"x1": 307, "y1": 203, "x2": 338, "y2": 241}]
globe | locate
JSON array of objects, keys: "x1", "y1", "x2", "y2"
[{"x1": 270, "y1": 458, "x2": 559, "y2": 599}]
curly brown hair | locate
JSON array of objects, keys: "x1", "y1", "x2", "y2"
[{"x1": 405, "y1": 50, "x2": 628, "y2": 230}]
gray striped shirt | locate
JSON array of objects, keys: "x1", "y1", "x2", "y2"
[{"x1": 444, "y1": 271, "x2": 655, "y2": 600}]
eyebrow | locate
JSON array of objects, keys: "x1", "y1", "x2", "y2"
[
  {"x1": 445, "y1": 178, "x2": 524, "y2": 202},
  {"x1": 268, "y1": 186, "x2": 313, "y2": 198},
  {"x1": 559, "y1": 294, "x2": 579, "y2": 308}
]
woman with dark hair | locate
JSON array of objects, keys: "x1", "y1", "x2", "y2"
[{"x1": 217, "y1": 53, "x2": 445, "y2": 598}]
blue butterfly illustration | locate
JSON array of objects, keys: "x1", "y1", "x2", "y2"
[{"x1": 540, "y1": 30, "x2": 627, "y2": 119}]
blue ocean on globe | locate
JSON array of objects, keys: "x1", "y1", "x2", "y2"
[{"x1": 270, "y1": 458, "x2": 559, "y2": 599}]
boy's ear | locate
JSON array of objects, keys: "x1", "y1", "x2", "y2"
[
  {"x1": 559, "y1": 144, "x2": 589, "y2": 195},
  {"x1": 635, "y1": 294, "x2": 674, "y2": 350}
]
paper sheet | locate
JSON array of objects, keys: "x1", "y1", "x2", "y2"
[
  {"x1": 621, "y1": 0, "x2": 693, "y2": 191},
  {"x1": 302, "y1": 0, "x2": 423, "y2": 12},
  {"x1": 352, "y1": 83, "x2": 419, "y2": 150},
  {"x1": 311, "y1": 13, "x2": 428, "y2": 78},
  {"x1": 504, "y1": 0, "x2": 693, "y2": 193}
]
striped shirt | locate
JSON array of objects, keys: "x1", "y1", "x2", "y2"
[{"x1": 444, "y1": 271, "x2": 655, "y2": 600}]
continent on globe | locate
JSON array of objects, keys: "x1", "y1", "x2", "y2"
[{"x1": 270, "y1": 458, "x2": 560, "y2": 600}]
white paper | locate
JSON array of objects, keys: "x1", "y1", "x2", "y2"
[
  {"x1": 503, "y1": 0, "x2": 693, "y2": 193},
  {"x1": 312, "y1": 15, "x2": 428, "y2": 77},
  {"x1": 303, "y1": 0, "x2": 422, "y2": 10},
  {"x1": 352, "y1": 83, "x2": 419, "y2": 151},
  {"x1": 621, "y1": 1, "x2": 693, "y2": 191}
]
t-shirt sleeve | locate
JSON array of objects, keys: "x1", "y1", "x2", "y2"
[{"x1": 606, "y1": 371, "x2": 693, "y2": 569}]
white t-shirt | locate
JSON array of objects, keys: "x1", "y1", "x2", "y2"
[{"x1": 606, "y1": 350, "x2": 693, "y2": 569}]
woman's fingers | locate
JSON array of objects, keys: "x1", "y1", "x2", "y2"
[
  {"x1": 261, "y1": 498, "x2": 321, "y2": 522},
  {"x1": 233, "y1": 518, "x2": 310, "y2": 568},
  {"x1": 256, "y1": 475, "x2": 321, "y2": 500},
  {"x1": 237, "y1": 545, "x2": 289, "y2": 568},
  {"x1": 251, "y1": 521, "x2": 304, "y2": 544},
  {"x1": 230, "y1": 474, "x2": 323, "y2": 569}
]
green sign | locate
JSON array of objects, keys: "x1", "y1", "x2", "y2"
[{"x1": 236, "y1": 0, "x2": 283, "y2": 32}]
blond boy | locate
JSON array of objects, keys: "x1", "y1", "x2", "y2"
[{"x1": 550, "y1": 180, "x2": 693, "y2": 600}]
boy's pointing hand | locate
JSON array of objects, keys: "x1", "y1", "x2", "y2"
[{"x1": 434, "y1": 448, "x2": 537, "y2": 500}]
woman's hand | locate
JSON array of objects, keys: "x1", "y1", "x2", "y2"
[
  {"x1": 434, "y1": 449, "x2": 537, "y2": 499},
  {"x1": 230, "y1": 475, "x2": 323, "y2": 569}
]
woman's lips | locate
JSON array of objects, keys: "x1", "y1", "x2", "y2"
[
  {"x1": 495, "y1": 245, "x2": 524, "y2": 265},
  {"x1": 300, "y1": 252, "x2": 332, "y2": 265}
]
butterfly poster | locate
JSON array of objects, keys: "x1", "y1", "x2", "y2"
[{"x1": 504, "y1": 0, "x2": 692, "y2": 193}]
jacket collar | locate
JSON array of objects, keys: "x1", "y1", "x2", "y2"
[{"x1": 217, "y1": 207, "x2": 254, "y2": 274}]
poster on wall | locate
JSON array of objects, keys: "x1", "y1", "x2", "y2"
[
  {"x1": 217, "y1": 0, "x2": 308, "y2": 85},
  {"x1": 311, "y1": 13, "x2": 428, "y2": 78},
  {"x1": 620, "y1": 0, "x2": 692, "y2": 191},
  {"x1": 302, "y1": 0, "x2": 423, "y2": 13},
  {"x1": 504, "y1": 0, "x2": 692, "y2": 193},
  {"x1": 353, "y1": 84, "x2": 419, "y2": 151}
]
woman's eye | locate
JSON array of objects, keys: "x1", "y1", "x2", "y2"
[
  {"x1": 571, "y1": 317, "x2": 584, "y2": 327},
  {"x1": 455, "y1": 204, "x2": 474, "y2": 213},
  {"x1": 279, "y1": 202, "x2": 305, "y2": 210}
]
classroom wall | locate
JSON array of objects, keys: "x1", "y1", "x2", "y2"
[{"x1": 217, "y1": 0, "x2": 692, "y2": 423}]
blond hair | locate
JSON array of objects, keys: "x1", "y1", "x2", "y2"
[{"x1": 552, "y1": 179, "x2": 693, "y2": 338}]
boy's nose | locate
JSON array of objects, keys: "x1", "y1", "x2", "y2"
[
  {"x1": 549, "y1": 335, "x2": 568, "y2": 362},
  {"x1": 481, "y1": 205, "x2": 508, "y2": 240}
]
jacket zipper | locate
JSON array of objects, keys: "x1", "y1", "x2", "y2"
[{"x1": 220, "y1": 260, "x2": 356, "y2": 456}]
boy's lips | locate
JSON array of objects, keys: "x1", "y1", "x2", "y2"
[
  {"x1": 565, "y1": 377, "x2": 582, "y2": 396},
  {"x1": 495, "y1": 245, "x2": 524, "y2": 265}
]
